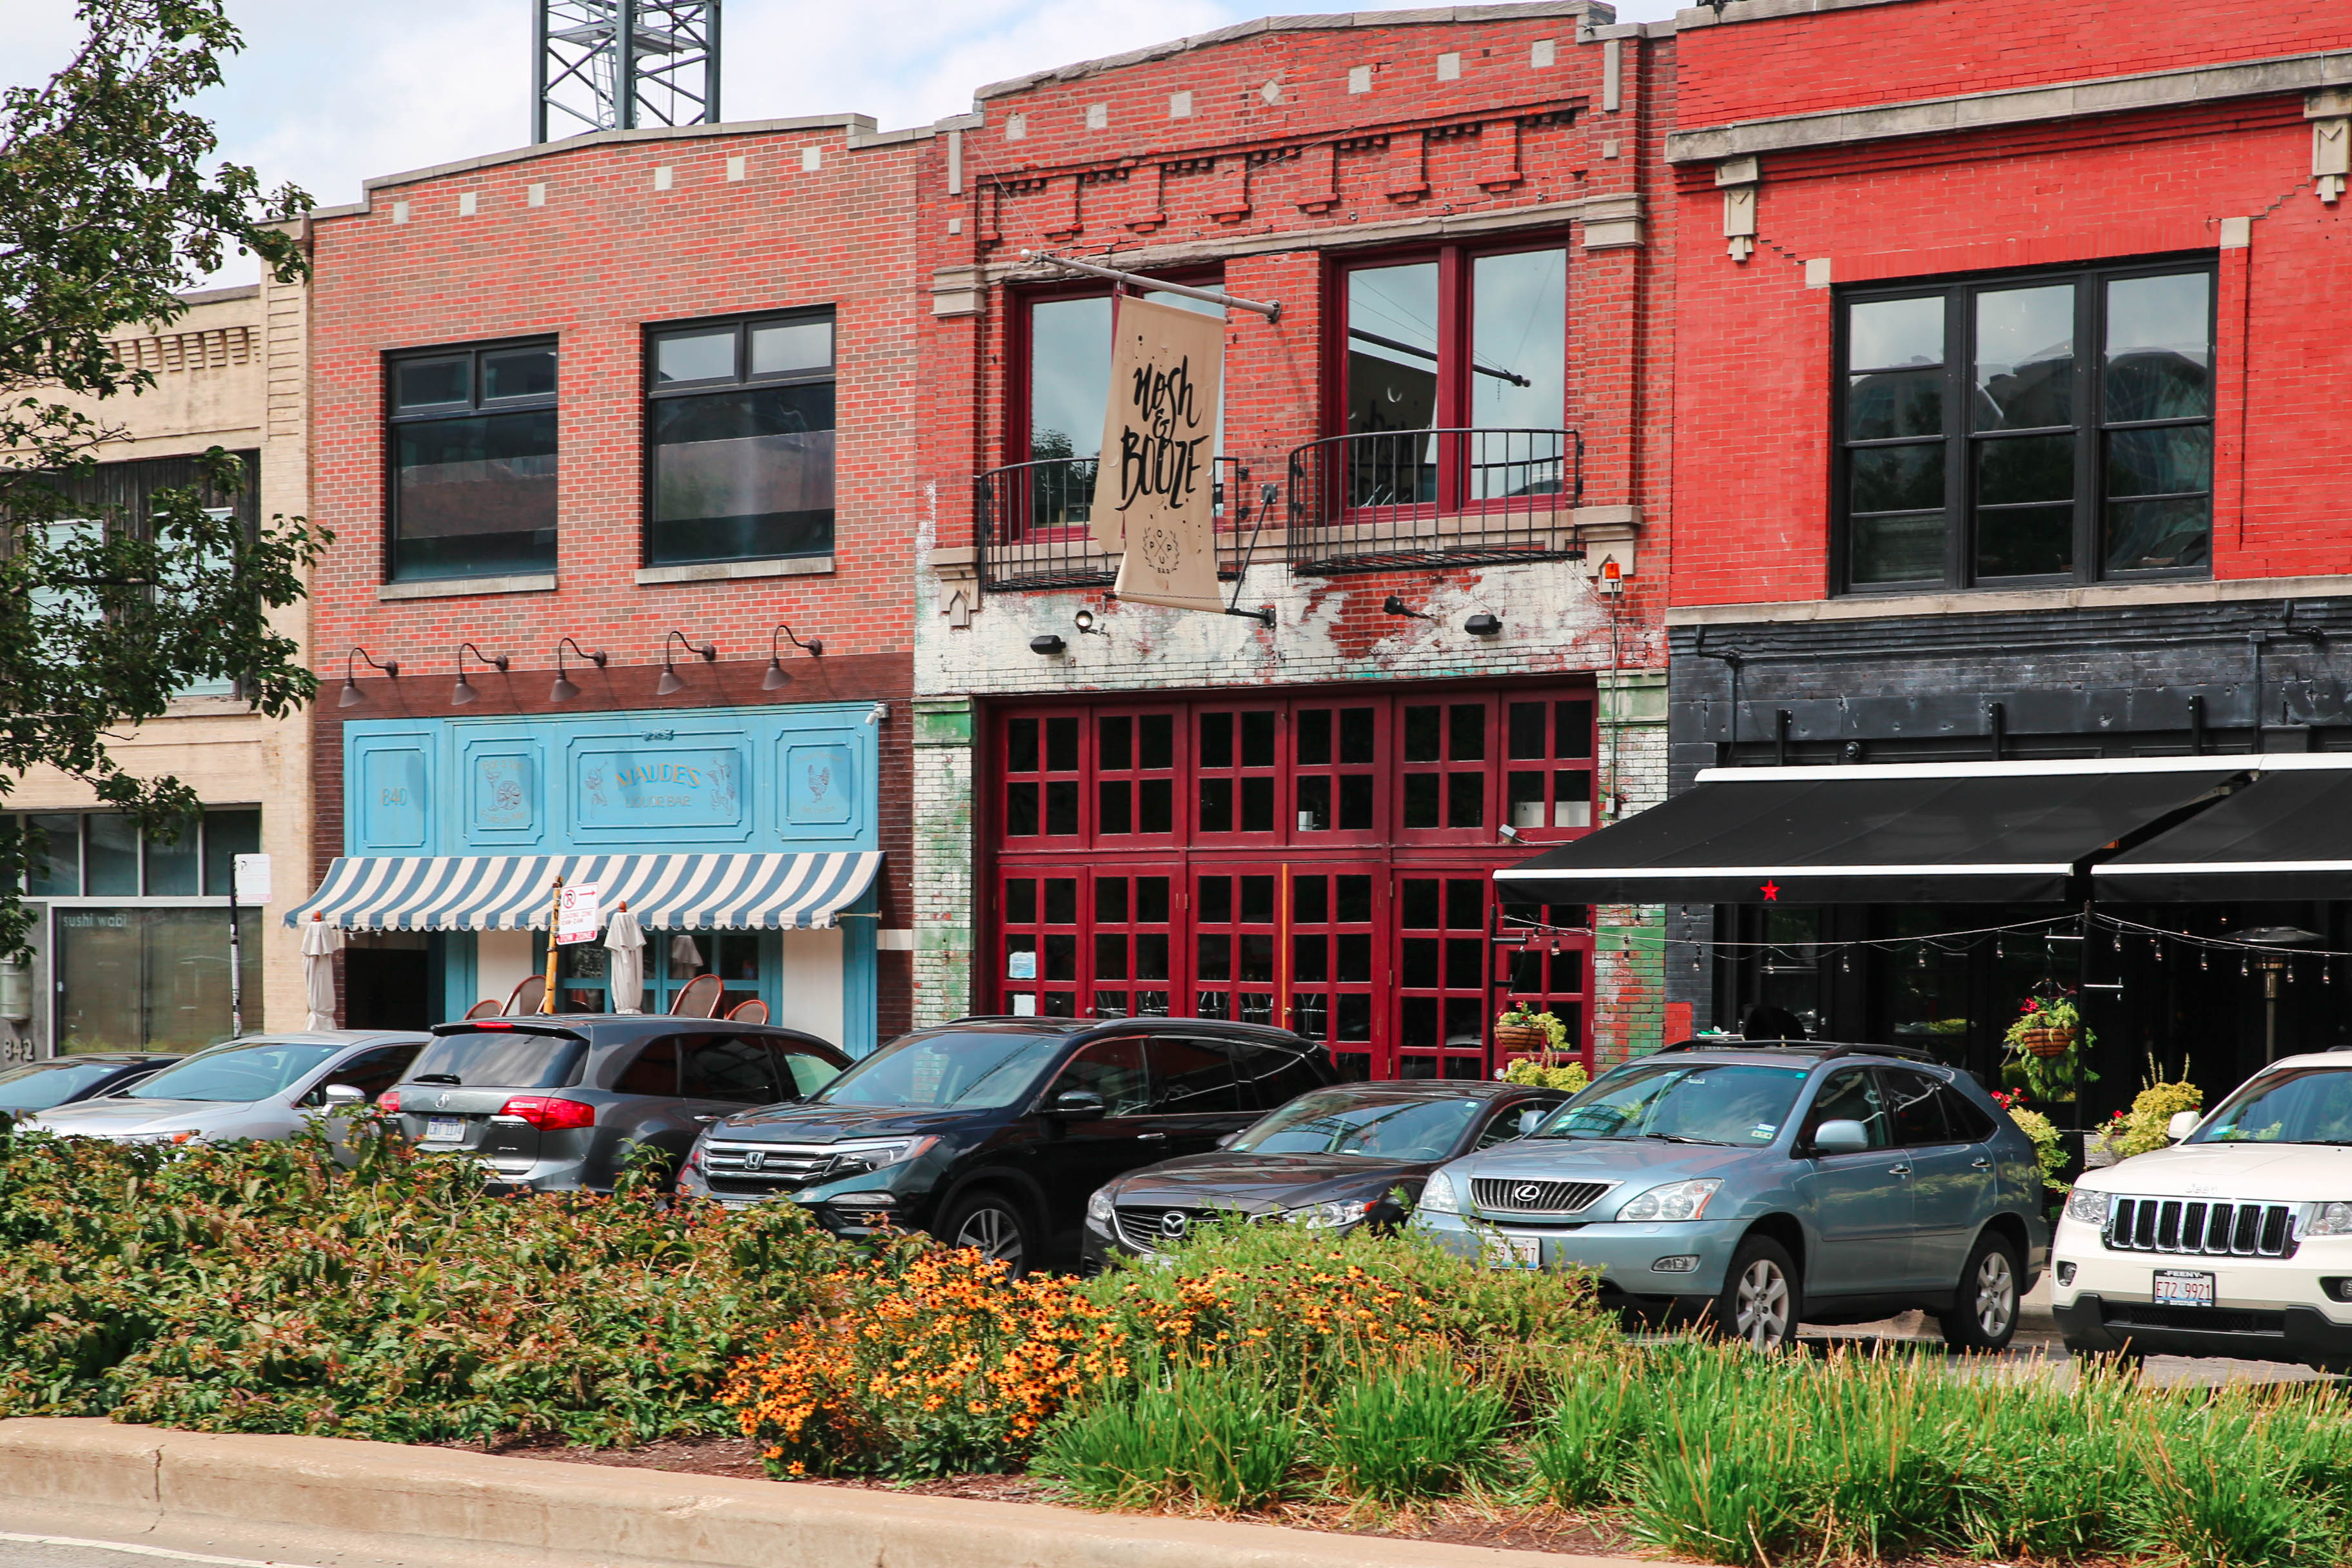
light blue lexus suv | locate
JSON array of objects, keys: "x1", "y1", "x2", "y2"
[{"x1": 1411, "y1": 1041, "x2": 2048, "y2": 1349}]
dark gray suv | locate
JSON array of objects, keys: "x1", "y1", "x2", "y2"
[{"x1": 384, "y1": 1016, "x2": 849, "y2": 1192}]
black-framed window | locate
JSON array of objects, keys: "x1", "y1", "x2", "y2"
[
  {"x1": 1837, "y1": 259, "x2": 2215, "y2": 592},
  {"x1": 386, "y1": 340, "x2": 558, "y2": 582},
  {"x1": 645, "y1": 309, "x2": 835, "y2": 566}
]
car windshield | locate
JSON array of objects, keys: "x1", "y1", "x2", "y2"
[
  {"x1": 405, "y1": 1030, "x2": 586, "y2": 1089},
  {"x1": 817, "y1": 1029, "x2": 1068, "y2": 1110},
  {"x1": 119, "y1": 1041, "x2": 343, "y2": 1103},
  {"x1": 0, "y1": 1060, "x2": 130, "y2": 1112},
  {"x1": 1536, "y1": 1061, "x2": 1808, "y2": 1145},
  {"x1": 2190, "y1": 1066, "x2": 2352, "y2": 1146},
  {"x1": 1231, "y1": 1092, "x2": 1484, "y2": 1160}
]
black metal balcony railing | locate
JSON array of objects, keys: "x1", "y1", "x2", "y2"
[
  {"x1": 1285, "y1": 427, "x2": 1584, "y2": 574},
  {"x1": 975, "y1": 456, "x2": 1259, "y2": 593}
]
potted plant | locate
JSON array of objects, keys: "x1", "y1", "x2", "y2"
[
  {"x1": 1494, "y1": 1004, "x2": 1569, "y2": 1061},
  {"x1": 2088, "y1": 1059, "x2": 2202, "y2": 1165},
  {"x1": 2003, "y1": 989, "x2": 2097, "y2": 1102}
]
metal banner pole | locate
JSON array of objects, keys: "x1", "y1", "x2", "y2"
[
  {"x1": 228, "y1": 880, "x2": 242, "y2": 1037},
  {"x1": 541, "y1": 876, "x2": 565, "y2": 1014}
]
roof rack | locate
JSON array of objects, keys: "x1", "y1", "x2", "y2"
[{"x1": 1654, "y1": 1037, "x2": 1946, "y2": 1066}]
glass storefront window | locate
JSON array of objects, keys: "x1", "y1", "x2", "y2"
[{"x1": 54, "y1": 907, "x2": 262, "y2": 1052}]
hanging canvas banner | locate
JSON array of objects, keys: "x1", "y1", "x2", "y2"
[{"x1": 1092, "y1": 296, "x2": 1226, "y2": 612}]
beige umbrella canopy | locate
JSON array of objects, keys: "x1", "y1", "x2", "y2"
[
  {"x1": 603, "y1": 904, "x2": 646, "y2": 1015},
  {"x1": 301, "y1": 913, "x2": 342, "y2": 1032}
]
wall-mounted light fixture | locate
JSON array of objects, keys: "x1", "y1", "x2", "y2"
[
  {"x1": 761, "y1": 623, "x2": 825, "y2": 691},
  {"x1": 548, "y1": 637, "x2": 608, "y2": 703},
  {"x1": 1030, "y1": 634, "x2": 1066, "y2": 656},
  {"x1": 1382, "y1": 595, "x2": 1433, "y2": 621},
  {"x1": 657, "y1": 630, "x2": 719, "y2": 696},
  {"x1": 1073, "y1": 608, "x2": 1108, "y2": 637},
  {"x1": 451, "y1": 643, "x2": 509, "y2": 707},
  {"x1": 865, "y1": 702, "x2": 889, "y2": 725},
  {"x1": 1464, "y1": 612, "x2": 1503, "y2": 637},
  {"x1": 338, "y1": 646, "x2": 399, "y2": 709}
]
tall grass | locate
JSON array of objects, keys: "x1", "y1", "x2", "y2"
[
  {"x1": 1034, "y1": 1366, "x2": 1297, "y2": 1511},
  {"x1": 1318, "y1": 1356, "x2": 1510, "y2": 1504}
]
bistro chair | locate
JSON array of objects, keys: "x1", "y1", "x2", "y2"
[
  {"x1": 504, "y1": 974, "x2": 545, "y2": 1015},
  {"x1": 462, "y1": 998, "x2": 500, "y2": 1020},
  {"x1": 725, "y1": 997, "x2": 770, "y2": 1025},
  {"x1": 671, "y1": 973, "x2": 723, "y2": 1019}
]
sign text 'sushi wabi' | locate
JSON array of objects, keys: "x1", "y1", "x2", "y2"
[{"x1": 1117, "y1": 358, "x2": 1209, "y2": 516}]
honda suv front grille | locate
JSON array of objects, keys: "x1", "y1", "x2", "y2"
[
  {"x1": 701, "y1": 1141, "x2": 839, "y2": 1192},
  {"x1": 2104, "y1": 1196, "x2": 2298, "y2": 1259},
  {"x1": 1470, "y1": 1177, "x2": 1615, "y2": 1216}
]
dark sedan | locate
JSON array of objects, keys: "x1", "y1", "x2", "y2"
[
  {"x1": 0, "y1": 1054, "x2": 181, "y2": 1115},
  {"x1": 1081, "y1": 1079, "x2": 1571, "y2": 1266}
]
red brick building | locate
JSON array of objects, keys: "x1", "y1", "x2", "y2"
[
  {"x1": 293, "y1": 115, "x2": 933, "y2": 1054},
  {"x1": 907, "y1": 2, "x2": 1681, "y2": 1074},
  {"x1": 1609, "y1": 0, "x2": 2352, "y2": 1111}
]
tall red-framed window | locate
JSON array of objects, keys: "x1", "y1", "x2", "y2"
[
  {"x1": 1328, "y1": 240, "x2": 1571, "y2": 516},
  {"x1": 986, "y1": 687, "x2": 1599, "y2": 1073}
]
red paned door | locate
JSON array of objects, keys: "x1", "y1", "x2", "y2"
[{"x1": 988, "y1": 688, "x2": 1600, "y2": 1075}]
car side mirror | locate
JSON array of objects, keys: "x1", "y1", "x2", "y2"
[
  {"x1": 1517, "y1": 1107, "x2": 1549, "y2": 1135},
  {"x1": 1049, "y1": 1089, "x2": 1106, "y2": 1117},
  {"x1": 2167, "y1": 1110, "x2": 2200, "y2": 1142},
  {"x1": 1215, "y1": 1130, "x2": 1242, "y2": 1149},
  {"x1": 319, "y1": 1083, "x2": 368, "y2": 1108},
  {"x1": 1812, "y1": 1119, "x2": 1870, "y2": 1155}
]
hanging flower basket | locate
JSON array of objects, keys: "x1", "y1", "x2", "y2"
[
  {"x1": 2015, "y1": 1024, "x2": 2077, "y2": 1058},
  {"x1": 1494, "y1": 1023, "x2": 1553, "y2": 1056},
  {"x1": 1494, "y1": 1006, "x2": 1570, "y2": 1063}
]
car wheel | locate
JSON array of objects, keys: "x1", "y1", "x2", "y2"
[
  {"x1": 1714, "y1": 1235, "x2": 1801, "y2": 1351},
  {"x1": 939, "y1": 1190, "x2": 1035, "y2": 1279},
  {"x1": 1943, "y1": 1231, "x2": 2023, "y2": 1352}
]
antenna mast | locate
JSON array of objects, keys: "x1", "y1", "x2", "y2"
[{"x1": 534, "y1": 1, "x2": 721, "y2": 142}]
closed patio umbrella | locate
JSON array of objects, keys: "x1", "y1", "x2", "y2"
[
  {"x1": 301, "y1": 914, "x2": 342, "y2": 1032},
  {"x1": 604, "y1": 905, "x2": 646, "y2": 1014}
]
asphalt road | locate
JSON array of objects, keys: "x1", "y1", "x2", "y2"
[{"x1": 0, "y1": 1538, "x2": 289, "y2": 1568}]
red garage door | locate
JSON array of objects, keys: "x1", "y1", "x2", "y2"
[{"x1": 990, "y1": 688, "x2": 1600, "y2": 1079}]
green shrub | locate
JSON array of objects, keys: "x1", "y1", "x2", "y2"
[
  {"x1": 1317, "y1": 1357, "x2": 1509, "y2": 1504},
  {"x1": 1528, "y1": 1357, "x2": 1647, "y2": 1505},
  {"x1": 0, "y1": 1120, "x2": 853, "y2": 1445},
  {"x1": 1035, "y1": 1369, "x2": 1297, "y2": 1511}
]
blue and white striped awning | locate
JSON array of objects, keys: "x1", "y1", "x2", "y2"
[{"x1": 282, "y1": 852, "x2": 882, "y2": 932}]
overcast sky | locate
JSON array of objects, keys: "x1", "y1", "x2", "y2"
[{"x1": 6, "y1": 0, "x2": 1683, "y2": 286}]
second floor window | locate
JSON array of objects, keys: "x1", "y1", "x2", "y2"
[
  {"x1": 1838, "y1": 260, "x2": 2214, "y2": 592},
  {"x1": 387, "y1": 341, "x2": 558, "y2": 581},
  {"x1": 645, "y1": 310, "x2": 835, "y2": 566}
]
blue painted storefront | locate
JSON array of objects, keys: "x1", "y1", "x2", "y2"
[{"x1": 342, "y1": 703, "x2": 882, "y2": 1055}]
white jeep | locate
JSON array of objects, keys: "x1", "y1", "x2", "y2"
[{"x1": 2053, "y1": 1051, "x2": 2352, "y2": 1371}]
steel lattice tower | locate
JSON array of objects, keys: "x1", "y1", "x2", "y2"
[{"x1": 534, "y1": 1, "x2": 721, "y2": 142}]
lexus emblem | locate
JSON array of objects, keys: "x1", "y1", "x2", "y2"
[
  {"x1": 1161, "y1": 1210, "x2": 1189, "y2": 1239},
  {"x1": 743, "y1": 1150, "x2": 766, "y2": 1171},
  {"x1": 1513, "y1": 1183, "x2": 1544, "y2": 1204}
]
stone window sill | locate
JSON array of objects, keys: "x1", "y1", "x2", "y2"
[
  {"x1": 378, "y1": 573, "x2": 557, "y2": 602},
  {"x1": 634, "y1": 556, "x2": 834, "y2": 585}
]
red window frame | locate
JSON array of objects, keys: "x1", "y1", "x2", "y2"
[{"x1": 988, "y1": 687, "x2": 1598, "y2": 1075}]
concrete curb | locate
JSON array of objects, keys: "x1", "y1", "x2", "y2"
[{"x1": 0, "y1": 1419, "x2": 1624, "y2": 1568}]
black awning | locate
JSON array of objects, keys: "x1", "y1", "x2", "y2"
[
  {"x1": 2096, "y1": 767, "x2": 2352, "y2": 901},
  {"x1": 1496, "y1": 765, "x2": 2242, "y2": 906}
]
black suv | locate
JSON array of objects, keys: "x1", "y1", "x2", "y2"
[{"x1": 676, "y1": 1015, "x2": 1337, "y2": 1273}]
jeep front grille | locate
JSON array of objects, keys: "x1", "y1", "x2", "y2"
[
  {"x1": 2104, "y1": 1197, "x2": 2298, "y2": 1259},
  {"x1": 1469, "y1": 1177, "x2": 1616, "y2": 1216}
]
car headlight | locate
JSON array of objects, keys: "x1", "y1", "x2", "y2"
[
  {"x1": 2064, "y1": 1188, "x2": 2112, "y2": 1226},
  {"x1": 1286, "y1": 1199, "x2": 1374, "y2": 1230},
  {"x1": 2305, "y1": 1201, "x2": 2352, "y2": 1237},
  {"x1": 1617, "y1": 1178, "x2": 1722, "y2": 1222},
  {"x1": 1086, "y1": 1189, "x2": 1114, "y2": 1226},
  {"x1": 1419, "y1": 1169, "x2": 1460, "y2": 1214},
  {"x1": 823, "y1": 1137, "x2": 939, "y2": 1179}
]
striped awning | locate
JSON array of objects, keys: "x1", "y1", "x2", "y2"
[{"x1": 282, "y1": 852, "x2": 882, "y2": 932}]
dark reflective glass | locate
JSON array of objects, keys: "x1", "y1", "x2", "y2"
[
  {"x1": 1972, "y1": 284, "x2": 2073, "y2": 431},
  {"x1": 395, "y1": 357, "x2": 468, "y2": 409},
  {"x1": 1199, "y1": 778, "x2": 1232, "y2": 832},
  {"x1": 1095, "y1": 877, "x2": 1127, "y2": 923},
  {"x1": 1337, "y1": 876, "x2": 1371, "y2": 923},
  {"x1": 393, "y1": 411, "x2": 558, "y2": 579},
  {"x1": 1292, "y1": 875, "x2": 1328, "y2": 925},
  {"x1": 1197, "y1": 876, "x2": 1231, "y2": 924},
  {"x1": 1296, "y1": 710, "x2": 1331, "y2": 766},
  {"x1": 1098, "y1": 716, "x2": 1132, "y2": 770},
  {"x1": 1339, "y1": 708, "x2": 1375, "y2": 763},
  {"x1": 1402, "y1": 706, "x2": 1440, "y2": 762},
  {"x1": 1448, "y1": 704, "x2": 1484, "y2": 760},
  {"x1": 2104, "y1": 273, "x2": 2211, "y2": 422},
  {"x1": 1097, "y1": 780, "x2": 1130, "y2": 834},
  {"x1": 1137, "y1": 877, "x2": 1170, "y2": 924},
  {"x1": 1239, "y1": 876, "x2": 1275, "y2": 923},
  {"x1": 2106, "y1": 496, "x2": 2211, "y2": 573},
  {"x1": 484, "y1": 347, "x2": 558, "y2": 400},
  {"x1": 1240, "y1": 711, "x2": 1276, "y2": 767},
  {"x1": 1138, "y1": 714, "x2": 1174, "y2": 769},
  {"x1": 1138, "y1": 779, "x2": 1173, "y2": 834},
  {"x1": 1850, "y1": 513, "x2": 1945, "y2": 585},
  {"x1": 2107, "y1": 425, "x2": 2211, "y2": 500},
  {"x1": 1199, "y1": 712, "x2": 1232, "y2": 768},
  {"x1": 1045, "y1": 780, "x2": 1079, "y2": 836},
  {"x1": 1848, "y1": 295, "x2": 1943, "y2": 371},
  {"x1": 1447, "y1": 772, "x2": 1484, "y2": 828},
  {"x1": 1338, "y1": 776, "x2": 1374, "y2": 830},
  {"x1": 1850, "y1": 444, "x2": 1945, "y2": 513},
  {"x1": 1403, "y1": 774, "x2": 1440, "y2": 828},
  {"x1": 1044, "y1": 879, "x2": 1077, "y2": 924},
  {"x1": 1978, "y1": 433, "x2": 2074, "y2": 506},
  {"x1": 1240, "y1": 778, "x2": 1274, "y2": 832},
  {"x1": 1446, "y1": 879, "x2": 1484, "y2": 929},
  {"x1": 1003, "y1": 879, "x2": 1036, "y2": 923},
  {"x1": 1847, "y1": 369, "x2": 1943, "y2": 441},
  {"x1": 1006, "y1": 718, "x2": 1038, "y2": 772},
  {"x1": 1400, "y1": 879, "x2": 1440, "y2": 928}
]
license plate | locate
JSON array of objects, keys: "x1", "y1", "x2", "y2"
[
  {"x1": 2153, "y1": 1268, "x2": 2215, "y2": 1306},
  {"x1": 424, "y1": 1116, "x2": 464, "y2": 1144},
  {"x1": 1483, "y1": 1233, "x2": 1542, "y2": 1271}
]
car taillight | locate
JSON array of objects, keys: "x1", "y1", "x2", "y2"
[
  {"x1": 498, "y1": 1095, "x2": 595, "y2": 1131},
  {"x1": 379, "y1": 1090, "x2": 402, "y2": 1114}
]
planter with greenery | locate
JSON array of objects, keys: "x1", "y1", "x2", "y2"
[{"x1": 2003, "y1": 990, "x2": 2098, "y2": 1104}]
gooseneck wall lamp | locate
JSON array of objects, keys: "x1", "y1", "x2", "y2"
[
  {"x1": 657, "y1": 630, "x2": 719, "y2": 696},
  {"x1": 337, "y1": 646, "x2": 400, "y2": 709},
  {"x1": 548, "y1": 637, "x2": 609, "y2": 703},
  {"x1": 761, "y1": 624, "x2": 825, "y2": 691},
  {"x1": 450, "y1": 643, "x2": 509, "y2": 707}
]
